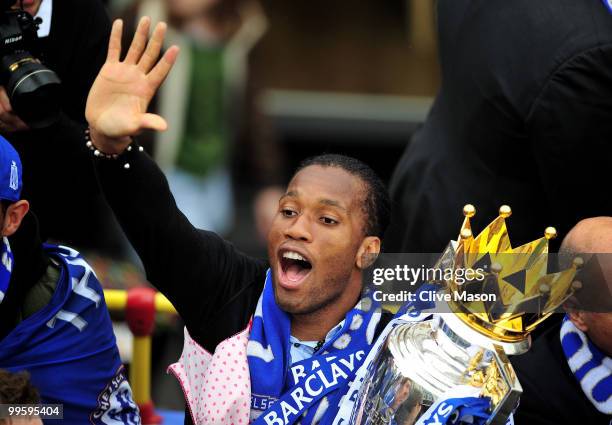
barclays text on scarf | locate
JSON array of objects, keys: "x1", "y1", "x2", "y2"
[{"x1": 260, "y1": 351, "x2": 366, "y2": 425}]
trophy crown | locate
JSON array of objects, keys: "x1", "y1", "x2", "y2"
[{"x1": 447, "y1": 205, "x2": 581, "y2": 343}]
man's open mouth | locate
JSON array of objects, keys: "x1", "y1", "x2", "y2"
[{"x1": 278, "y1": 249, "x2": 313, "y2": 288}]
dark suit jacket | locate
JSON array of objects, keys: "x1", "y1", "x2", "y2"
[{"x1": 387, "y1": 0, "x2": 612, "y2": 253}]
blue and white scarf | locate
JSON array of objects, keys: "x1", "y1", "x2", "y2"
[
  {"x1": 0, "y1": 236, "x2": 14, "y2": 304},
  {"x1": 0, "y1": 244, "x2": 139, "y2": 424},
  {"x1": 247, "y1": 270, "x2": 382, "y2": 425},
  {"x1": 415, "y1": 387, "x2": 493, "y2": 425},
  {"x1": 560, "y1": 315, "x2": 612, "y2": 414}
]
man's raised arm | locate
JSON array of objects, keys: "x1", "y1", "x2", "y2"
[{"x1": 84, "y1": 18, "x2": 267, "y2": 340}]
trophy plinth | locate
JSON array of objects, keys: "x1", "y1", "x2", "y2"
[{"x1": 351, "y1": 314, "x2": 521, "y2": 425}]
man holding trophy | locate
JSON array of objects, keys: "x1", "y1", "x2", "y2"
[{"x1": 81, "y1": 16, "x2": 610, "y2": 425}]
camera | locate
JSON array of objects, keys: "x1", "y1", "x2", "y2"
[{"x1": 0, "y1": 0, "x2": 61, "y2": 128}]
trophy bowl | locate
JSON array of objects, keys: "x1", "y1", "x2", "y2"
[{"x1": 350, "y1": 314, "x2": 522, "y2": 425}]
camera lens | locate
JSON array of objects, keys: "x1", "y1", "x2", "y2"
[{"x1": 1, "y1": 51, "x2": 61, "y2": 129}]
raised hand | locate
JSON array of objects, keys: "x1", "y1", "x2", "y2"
[{"x1": 86, "y1": 17, "x2": 179, "y2": 153}]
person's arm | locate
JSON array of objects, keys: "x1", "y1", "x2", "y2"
[
  {"x1": 527, "y1": 45, "x2": 612, "y2": 242},
  {"x1": 94, "y1": 145, "x2": 267, "y2": 333},
  {"x1": 86, "y1": 17, "x2": 268, "y2": 337}
]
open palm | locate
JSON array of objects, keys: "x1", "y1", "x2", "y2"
[{"x1": 86, "y1": 18, "x2": 179, "y2": 140}]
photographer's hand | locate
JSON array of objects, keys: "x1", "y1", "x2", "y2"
[
  {"x1": 0, "y1": 87, "x2": 29, "y2": 133},
  {"x1": 86, "y1": 17, "x2": 179, "y2": 154}
]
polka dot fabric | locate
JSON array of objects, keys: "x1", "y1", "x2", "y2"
[{"x1": 168, "y1": 326, "x2": 252, "y2": 424}]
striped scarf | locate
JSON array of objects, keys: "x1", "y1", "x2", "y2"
[
  {"x1": 0, "y1": 237, "x2": 13, "y2": 304},
  {"x1": 560, "y1": 316, "x2": 612, "y2": 414}
]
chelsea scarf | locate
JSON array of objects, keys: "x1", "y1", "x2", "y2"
[
  {"x1": 560, "y1": 315, "x2": 612, "y2": 414},
  {"x1": 247, "y1": 270, "x2": 382, "y2": 425}
]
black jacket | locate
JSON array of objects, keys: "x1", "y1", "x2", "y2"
[
  {"x1": 6, "y1": 0, "x2": 112, "y2": 250},
  {"x1": 387, "y1": 0, "x2": 612, "y2": 253},
  {"x1": 0, "y1": 213, "x2": 51, "y2": 342},
  {"x1": 96, "y1": 146, "x2": 267, "y2": 351}
]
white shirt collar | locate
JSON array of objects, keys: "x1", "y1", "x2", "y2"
[{"x1": 34, "y1": 0, "x2": 53, "y2": 38}]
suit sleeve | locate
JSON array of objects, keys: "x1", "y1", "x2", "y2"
[
  {"x1": 93, "y1": 145, "x2": 267, "y2": 342},
  {"x1": 64, "y1": 0, "x2": 111, "y2": 123},
  {"x1": 527, "y1": 45, "x2": 612, "y2": 241}
]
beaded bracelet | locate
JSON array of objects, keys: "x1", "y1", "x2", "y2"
[{"x1": 84, "y1": 127, "x2": 144, "y2": 169}]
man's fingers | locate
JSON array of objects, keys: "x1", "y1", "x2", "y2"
[
  {"x1": 125, "y1": 16, "x2": 151, "y2": 65},
  {"x1": 138, "y1": 22, "x2": 167, "y2": 73},
  {"x1": 107, "y1": 19, "x2": 123, "y2": 63},
  {"x1": 147, "y1": 45, "x2": 179, "y2": 89},
  {"x1": 140, "y1": 113, "x2": 168, "y2": 132},
  {"x1": 0, "y1": 112, "x2": 28, "y2": 131},
  {"x1": 0, "y1": 87, "x2": 12, "y2": 112}
]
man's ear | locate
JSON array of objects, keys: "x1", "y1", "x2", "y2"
[
  {"x1": 356, "y1": 236, "x2": 381, "y2": 270},
  {"x1": 1, "y1": 200, "x2": 29, "y2": 237},
  {"x1": 568, "y1": 308, "x2": 590, "y2": 333}
]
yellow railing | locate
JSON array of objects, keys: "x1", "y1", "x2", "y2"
[
  {"x1": 104, "y1": 288, "x2": 177, "y2": 424},
  {"x1": 104, "y1": 289, "x2": 177, "y2": 314}
]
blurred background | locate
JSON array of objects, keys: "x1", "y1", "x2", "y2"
[{"x1": 96, "y1": 0, "x2": 440, "y2": 412}]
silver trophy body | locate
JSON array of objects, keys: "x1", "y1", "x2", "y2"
[{"x1": 350, "y1": 313, "x2": 523, "y2": 425}]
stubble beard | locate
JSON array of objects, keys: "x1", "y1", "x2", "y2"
[{"x1": 274, "y1": 266, "x2": 354, "y2": 316}]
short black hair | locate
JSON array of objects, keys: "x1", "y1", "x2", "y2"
[
  {"x1": 0, "y1": 200, "x2": 13, "y2": 213},
  {"x1": 296, "y1": 154, "x2": 390, "y2": 238}
]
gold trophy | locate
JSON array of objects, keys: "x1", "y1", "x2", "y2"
[{"x1": 350, "y1": 205, "x2": 582, "y2": 425}]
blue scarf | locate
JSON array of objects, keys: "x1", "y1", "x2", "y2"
[
  {"x1": 247, "y1": 270, "x2": 381, "y2": 425},
  {"x1": 0, "y1": 236, "x2": 14, "y2": 304},
  {"x1": 0, "y1": 244, "x2": 140, "y2": 424},
  {"x1": 560, "y1": 315, "x2": 612, "y2": 414}
]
